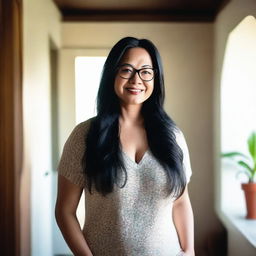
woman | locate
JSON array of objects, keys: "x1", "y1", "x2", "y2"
[{"x1": 55, "y1": 37, "x2": 194, "y2": 256}]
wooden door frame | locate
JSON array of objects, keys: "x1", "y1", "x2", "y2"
[{"x1": 0, "y1": 0, "x2": 24, "y2": 255}]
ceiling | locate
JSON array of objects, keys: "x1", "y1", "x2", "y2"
[{"x1": 53, "y1": 0, "x2": 229, "y2": 22}]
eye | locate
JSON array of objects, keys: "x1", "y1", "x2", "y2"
[
  {"x1": 121, "y1": 68, "x2": 133, "y2": 73},
  {"x1": 141, "y1": 69, "x2": 153, "y2": 75}
]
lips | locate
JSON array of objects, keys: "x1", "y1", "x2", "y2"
[
  {"x1": 125, "y1": 88, "x2": 144, "y2": 95},
  {"x1": 125, "y1": 87, "x2": 144, "y2": 92}
]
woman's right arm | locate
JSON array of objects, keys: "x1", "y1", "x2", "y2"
[{"x1": 55, "y1": 174, "x2": 93, "y2": 256}]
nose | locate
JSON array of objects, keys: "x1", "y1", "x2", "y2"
[{"x1": 129, "y1": 71, "x2": 142, "y2": 84}]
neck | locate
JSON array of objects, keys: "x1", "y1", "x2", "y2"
[{"x1": 119, "y1": 103, "x2": 143, "y2": 125}]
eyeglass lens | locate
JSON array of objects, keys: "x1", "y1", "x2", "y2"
[{"x1": 118, "y1": 65, "x2": 155, "y2": 81}]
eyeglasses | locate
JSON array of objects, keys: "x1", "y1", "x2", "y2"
[{"x1": 117, "y1": 64, "x2": 156, "y2": 81}]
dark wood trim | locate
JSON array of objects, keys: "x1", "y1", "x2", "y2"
[
  {"x1": 0, "y1": 0, "x2": 23, "y2": 255},
  {"x1": 215, "y1": 0, "x2": 230, "y2": 16},
  {"x1": 53, "y1": 0, "x2": 231, "y2": 22},
  {"x1": 61, "y1": 8, "x2": 217, "y2": 22}
]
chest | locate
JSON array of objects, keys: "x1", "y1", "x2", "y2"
[
  {"x1": 119, "y1": 125, "x2": 149, "y2": 164},
  {"x1": 87, "y1": 152, "x2": 173, "y2": 203}
]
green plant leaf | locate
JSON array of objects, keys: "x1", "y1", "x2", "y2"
[
  {"x1": 248, "y1": 132, "x2": 256, "y2": 164},
  {"x1": 221, "y1": 152, "x2": 249, "y2": 159},
  {"x1": 238, "y1": 160, "x2": 254, "y2": 177}
]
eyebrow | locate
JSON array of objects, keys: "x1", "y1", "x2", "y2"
[{"x1": 120, "y1": 63, "x2": 153, "y2": 68}]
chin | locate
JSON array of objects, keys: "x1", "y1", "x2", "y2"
[{"x1": 120, "y1": 100, "x2": 143, "y2": 106}]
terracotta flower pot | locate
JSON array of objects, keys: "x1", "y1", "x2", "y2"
[{"x1": 241, "y1": 183, "x2": 256, "y2": 219}]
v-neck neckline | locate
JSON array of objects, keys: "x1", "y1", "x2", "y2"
[{"x1": 121, "y1": 149, "x2": 149, "y2": 167}]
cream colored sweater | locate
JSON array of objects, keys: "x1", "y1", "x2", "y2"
[{"x1": 58, "y1": 118, "x2": 192, "y2": 256}]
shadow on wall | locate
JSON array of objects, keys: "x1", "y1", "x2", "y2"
[{"x1": 204, "y1": 228, "x2": 227, "y2": 256}]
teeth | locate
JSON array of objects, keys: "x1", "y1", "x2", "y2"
[{"x1": 127, "y1": 88, "x2": 143, "y2": 92}]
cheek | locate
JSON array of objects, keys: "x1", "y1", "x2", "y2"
[
  {"x1": 146, "y1": 82, "x2": 154, "y2": 95},
  {"x1": 114, "y1": 77, "x2": 126, "y2": 98},
  {"x1": 114, "y1": 77, "x2": 121, "y2": 94}
]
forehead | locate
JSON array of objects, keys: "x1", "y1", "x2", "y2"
[{"x1": 120, "y1": 47, "x2": 153, "y2": 67}]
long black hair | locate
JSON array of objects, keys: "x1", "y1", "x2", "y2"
[{"x1": 83, "y1": 37, "x2": 186, "y2": 197}]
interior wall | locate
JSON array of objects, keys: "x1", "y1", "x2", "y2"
[
  {"x1": 62, "y1": 22, "x2": 223, "y2": 255},
  {"x1": 214, "y1": 0, "x2": 256, "y2": 255},
  {"x1": 23, "y1": 0, "x2": 61, "y2": 255}
]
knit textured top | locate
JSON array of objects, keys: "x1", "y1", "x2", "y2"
[{"x1": 58, "y1": 117, "x2": 192, "y2": 256}]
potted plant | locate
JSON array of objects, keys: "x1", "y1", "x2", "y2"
[{"x1": 221, "y1": 131, "x2": 256, "y2": 219}]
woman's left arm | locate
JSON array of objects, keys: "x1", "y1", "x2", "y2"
[{"x1": 172, "y1": 186, "x2": 195, "y2": 256}]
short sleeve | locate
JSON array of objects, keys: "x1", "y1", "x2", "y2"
[
  {"x1": 57, "y1": 119, "x2": 92, "y2": 187},
  {"x1": 175, "y1": 129, "x2": 192, "y2": 183}
]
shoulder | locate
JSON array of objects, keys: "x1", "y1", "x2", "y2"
[
  {"x1": 173, "y1": 127, "x2": 186, "y2": 146},
  {"x1": 57, "y1": 117, "x2": 95, "y2": 187},
  {"x1": 73, "y1": 116, "x2": 95, "y2": 134},
  {"x1": 173, "y1": 127, "x2": 191, "y2": 160},
  {"x1": 68, "y1": 117, "x2": 95, "y2": 141},
  {"x1": 63, "y1": 116, "x2": 95, "y2": 152},
  {"x1": 173, "y1": 127, "x2": 192, "y2": 182}
]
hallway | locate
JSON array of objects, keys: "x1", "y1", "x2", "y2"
[{"x1": 1, "y1": 0, "x2": 256, "y2": 255}]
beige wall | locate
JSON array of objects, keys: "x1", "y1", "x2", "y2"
[
  {"x1": 62, "y1": 22, "x2": 222, "y2": 255},
  {"x1": 23, "y1": 0, "x2": 61, "y2": 255},
  {"x1": 214, "y1": 0, "x2": 256, "y2": 255}
]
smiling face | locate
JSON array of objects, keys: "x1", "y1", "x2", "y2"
[{"x1": 114, "y1": 47, "x2": 154, "y2": 107}]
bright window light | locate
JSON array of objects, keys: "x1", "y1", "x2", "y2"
[
  {"x1": 221, "y1": 15, "x2": 256, "y2": 214},
  {"x1": 75, "y1": 56, "x2": 106, "y2": 124}
]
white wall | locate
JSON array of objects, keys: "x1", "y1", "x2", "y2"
[
  {"x1": 61, "y1": 22, "x2": 221, "y2": 255},
  {"x1": 214, "y1": 0, "x2": 256, "y2": 255},
  {"x1": 23, "y1": 0, "x2": 61, "y2": 255}
]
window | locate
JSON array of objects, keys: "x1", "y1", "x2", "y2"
[
  {"x1": 220, "y1": 15, "x2": 256, "y2": 246},
  {"x1": 75, "y1": 56, "x2": 107, "y2": 124}
]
